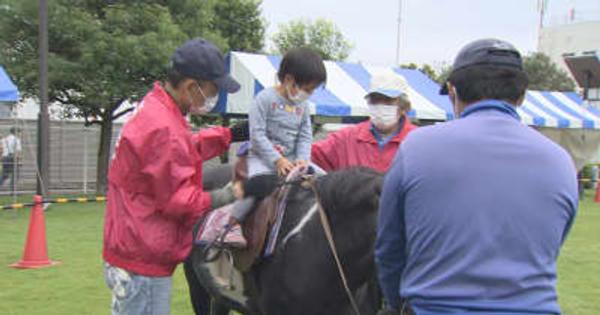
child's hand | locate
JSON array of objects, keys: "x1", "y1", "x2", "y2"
[
  {"x1": 294, "y1": 160, "x2": 308, "y2": 168},
  {"x1": 276, "y1": 157, "x2": 294, "y2": 177},
  {"x1": 232, "y1": 181, "x2": 244, "y2": 200}
]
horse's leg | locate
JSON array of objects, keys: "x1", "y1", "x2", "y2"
[
  {"x1": 184, "y1": 257, "x2": 215, "y2": 315},
  {"x1": 356, "y1": 274, "x2": 383, "y2": 315},
  {"x1": 210, "y1": 300, "x2": 232, "y2": 315},
  {"x1": 184, "y1": 256, "x2": 233, "y2": 315}
]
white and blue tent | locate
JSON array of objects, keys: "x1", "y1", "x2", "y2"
[
  {"x1": 215, "y1": 52, "x2": 600, "y2": 130},
  {"x1": 0, "y1": 66, "x2": 19, "y2": 102}
]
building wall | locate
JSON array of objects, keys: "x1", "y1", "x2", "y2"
[
  {"x1": 538, "y1": 21, "x2": 600, "y2": 74},
  {"x1": 0, "y1": 103, "x2": 13, "y2": 119}
]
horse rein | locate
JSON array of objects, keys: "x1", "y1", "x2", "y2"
[{"x1": 305, "y1": 176, "x2": 363, "y2": 315}]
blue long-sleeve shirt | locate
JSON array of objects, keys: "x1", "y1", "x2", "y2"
[{"x1": 376, "y1": 100, "x2": 578, "y2": 314}]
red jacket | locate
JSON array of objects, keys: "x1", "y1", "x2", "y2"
[
  {"x1": 103, "y1": 82, "x2": 231, "y2": 277},
  {"x1": 311, "y1": 119, "x2": 416, "y2": 173}
]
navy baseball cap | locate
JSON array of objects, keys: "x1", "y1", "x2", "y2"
[
  {"x1": 170, "y1": 38, "x2": 240, "y2": 93},
  {"x1": 440, "y1": 38, "x2": 523, "y2": 94}
]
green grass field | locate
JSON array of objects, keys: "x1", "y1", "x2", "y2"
[{"x1": 0, "y1": 197, "x2": 598, "y2": 315}]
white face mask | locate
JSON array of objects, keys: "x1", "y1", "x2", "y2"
[
  {"x1": 368, "y1": 104, "x2": 399, "y2": 127},
  {"x1": 194, "y1": 84, "x2": 218, "y2": 114},
  {"x1": 286, "y1": 84, "x2": 311, "y2": 104}
]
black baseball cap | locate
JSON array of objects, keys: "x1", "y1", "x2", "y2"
[
  {"x1": 440, "y1": 38, "x2": 523, "y2": 94},
  {"x1": 170, "y1": 38, "x2": 240, "y2": 93}
]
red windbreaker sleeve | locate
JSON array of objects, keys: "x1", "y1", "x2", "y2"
[
  {"x1": 140, "y1": 129, "x2": 213, "y2": 220},
  {"x1": 192, "y1": 126, "x2": 232, "y2": 162},
  {"x1": 311, "y1": 131, "x2": 343, "y2": 172}
]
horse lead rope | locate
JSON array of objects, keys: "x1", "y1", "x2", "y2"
[{"x1": 308, "y1": 177, "x2": 362, "y2": 315}]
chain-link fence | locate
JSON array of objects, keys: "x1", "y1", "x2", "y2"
[
  {"x1": 0, "y1": 119, "x2": 122, "y2": 199},
  {"x1": 0, "y1": 117, "x2": 348, "y2": 201}
]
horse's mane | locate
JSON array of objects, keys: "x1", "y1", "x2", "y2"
[{"x1": 315, "y1": 167, "x2": 383, "y2": 216}]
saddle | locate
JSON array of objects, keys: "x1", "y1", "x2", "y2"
[
  {"x1": 234, "y1": 187, "x2": 281, "y2": 271},
  {"x1": 196, "y1": 155, "x2": 306, "y2": 272}
]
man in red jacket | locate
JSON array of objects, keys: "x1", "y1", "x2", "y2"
[
  {"x1": 103, "y1": 38, "x2": 248, "y2": 314},
  {"x1": 312, "y1": 72, "x2": 417, "y2": 173}
]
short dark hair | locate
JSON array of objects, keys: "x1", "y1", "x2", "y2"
[
  {"x1": 448, "y1": 65, "x2": 528, "y2": 104},
  {"x1": 277, "y1": 47, "x2": 327, "y2": 86},
  {"x1": 166, "y1": 67, "x2": 187, "y2": 88}
]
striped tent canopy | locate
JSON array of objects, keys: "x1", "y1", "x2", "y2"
[
  {"x1": 0, "y1": 66, "x2": 19, "y2": 102},
  {"x1": 216, "y1": 52, "x2": 599, "y2": 129}
]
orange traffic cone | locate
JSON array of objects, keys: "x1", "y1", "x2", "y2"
[{"x1": 10, "y1": 195, "x2": 60, "y2": 269}]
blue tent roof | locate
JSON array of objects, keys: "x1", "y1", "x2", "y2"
[
  {"x1": 0, "y1": 66, "x2": 19, "y2": 102},
  {"x1": 218, "y1": 52, "x2": 599, "y2": 129}
]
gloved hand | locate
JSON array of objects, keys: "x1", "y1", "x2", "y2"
[
  {"x1": 209, "y1": 183, "x2": 236, "y2": 209},
  {"x1": 230, "y1": 120, "x2": 249, "y2": 142}
]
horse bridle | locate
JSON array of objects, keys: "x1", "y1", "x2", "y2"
[{"x1": 304, "y1": 175, "x2": 363, "y2": 315}]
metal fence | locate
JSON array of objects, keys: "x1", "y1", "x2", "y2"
[
  {"x1": 0, "y1": 119, "x2": 122, "y2": 198},
  {"x1": 0, "y1": 118, "x2": 343, "y2": 200}
]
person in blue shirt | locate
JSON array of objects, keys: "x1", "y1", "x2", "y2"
[{"x1": 376, "y1": 38, "x2": 578, "y2": 315}]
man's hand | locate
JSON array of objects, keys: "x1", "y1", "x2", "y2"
[
  {"x1": 209, "y1": 183, "x2": 236, "y2": 209},
  {"x1": 275, "y1": 157, "x2": 294, "y2": 177},
  {"x1": 230, "y1": 120, "x2": 249, "y2": 142}
]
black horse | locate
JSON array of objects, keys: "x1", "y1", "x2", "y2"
[{"x1": 186, "y1": 165, "x2": 384, "y2": 315}]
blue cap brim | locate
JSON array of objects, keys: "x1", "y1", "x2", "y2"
[{"x1": 214, "y1": 74, "x2": 240, "y2": 93}]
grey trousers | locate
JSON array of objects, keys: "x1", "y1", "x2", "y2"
[{"x1": 229, "y1": 196, "x2": 256, "y2": 221}]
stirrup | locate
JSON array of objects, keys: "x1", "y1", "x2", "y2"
[{"x1": 202, "y1": 224, "x2": 247, "y2": 262}]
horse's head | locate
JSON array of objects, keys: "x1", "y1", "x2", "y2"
[{"x1": 315, "y1": 167, "x2": 384, "y2": 221}]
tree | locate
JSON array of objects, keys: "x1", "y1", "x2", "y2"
[
  {"x1": 272, "y1": 18, "x2": 353, "y2": 61},
  {"x1": 400, "y1": 63, "x2": 439, "y2": 82},
  {"x1": 523, "y1": 52, "x2": 575, "y2": 91},
  {"x1": 0, "y1": 0, "x2": 266, "y2": 194},
  {"x1": 400, "y1": 63, "x2": 419, "y2": 70},
  {"x1": 436, "y1": 63, "x2": 453, "y2": 85},
  {"x1": 212, "y1": 0, "x2": 265, "y2": 52},
  {"x1": 419, "y1": 64, "x2": 438, "y2": 82}
]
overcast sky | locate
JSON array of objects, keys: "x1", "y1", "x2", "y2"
[{"x1": 260, "y1": 0, "x2": 600, "y2": 69}]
